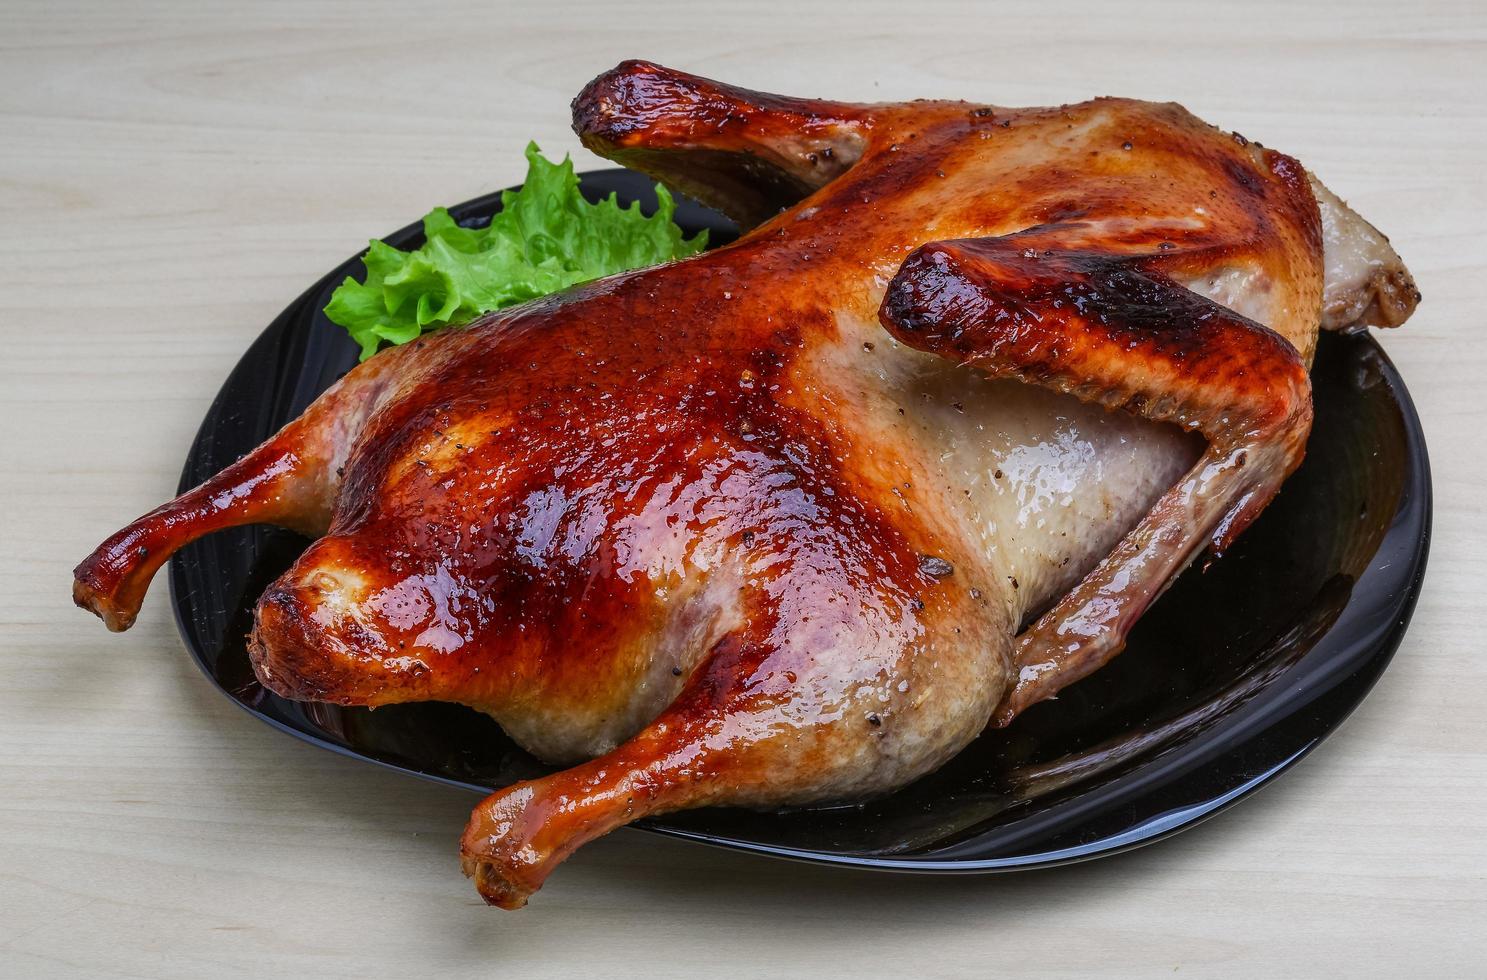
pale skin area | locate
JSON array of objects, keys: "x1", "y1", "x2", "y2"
[
  {"x1": 73, "y1": 63, "x2": 1417, "y2": 908},
  {"x1": 814, "y1": 286, "x2": 1203, "y2": 637}
]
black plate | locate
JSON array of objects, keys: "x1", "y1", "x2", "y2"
[{"x1": 169, "y1": 169, "x2": 1430, "y2": 873}]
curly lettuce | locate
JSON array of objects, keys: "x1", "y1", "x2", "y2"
[{"x1": 325, "y1": 142, "x2": 707, "y2": 360}]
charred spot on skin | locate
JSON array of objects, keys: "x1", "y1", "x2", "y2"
[
  {"x1": 919, "y1": 555, "x2": 955, "y2": 579},
  {"x1": 1223, "y1": 156, "x2": 1263, "y2": 196}
]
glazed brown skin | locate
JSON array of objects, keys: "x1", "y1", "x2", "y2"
[{"x1": 74, "y1": 61, "x2": 1418, "y2": 908}]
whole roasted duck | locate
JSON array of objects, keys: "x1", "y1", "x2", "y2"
[{"x1": 75, "y1": 61, "x2": 1418, "y2": 907}]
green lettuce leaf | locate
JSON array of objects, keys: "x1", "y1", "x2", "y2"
[{"x1": 325, "y1": 142, "x2": 708, "y2": 360}]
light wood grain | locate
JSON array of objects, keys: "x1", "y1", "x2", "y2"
[{"x1": 2, "y1": 1, "x2": 1483, "y2": 976}]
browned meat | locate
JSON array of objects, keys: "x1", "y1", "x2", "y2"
[{"x1": 74, "y1": 61, "x2": 1417, "y2": 908}]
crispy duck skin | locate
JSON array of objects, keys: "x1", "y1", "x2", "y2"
[{"x1": 75, "y1": 61, "x2": 1418, "y2": 908}]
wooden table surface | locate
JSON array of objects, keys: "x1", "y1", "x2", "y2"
[{"x1": 3, "y1": 1, "x2": 1483, "y2": 976}]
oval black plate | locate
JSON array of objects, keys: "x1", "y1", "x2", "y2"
[{"x1": 169, "y1": 169, "x2": 1430, "y2": 873}]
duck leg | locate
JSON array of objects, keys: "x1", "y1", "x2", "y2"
[
  {"x1": 72, "y1": 348, "x2": 405, "y2": 631},
  {"x1": 878, "y1": 223, "x2": 1313, "y2": 725},
  {"x1": 461, "y1": 564, "x2": 1008, "y2": 907},
  {"x1": 458, "y1": 637, "x2": 925, "y2": 911}
]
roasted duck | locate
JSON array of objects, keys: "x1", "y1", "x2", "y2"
[{"x1": 75, "y1": 61, "x2": 1418, "y2": 907}]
